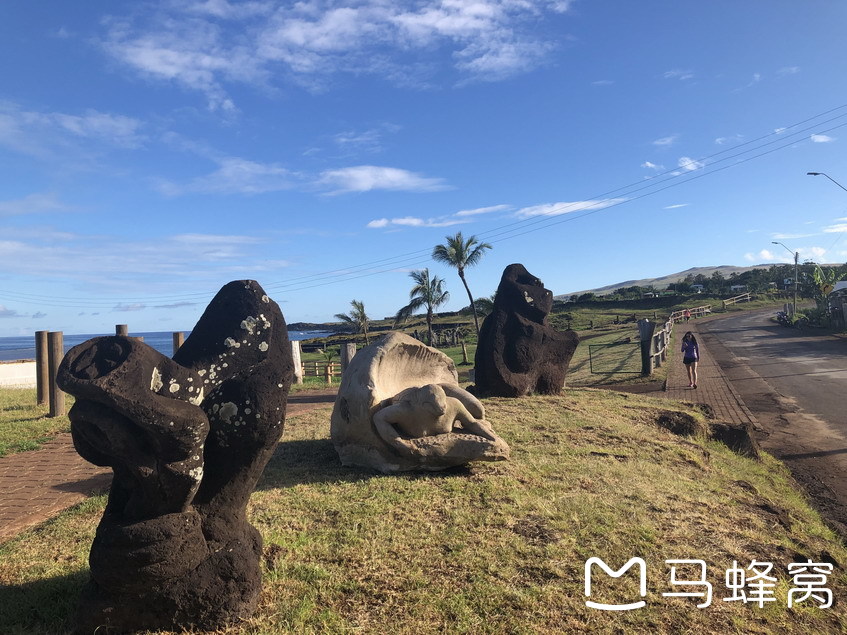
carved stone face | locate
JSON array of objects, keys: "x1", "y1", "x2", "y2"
[
  {"x1": 413, "y1": 384, "x2": 448, "y2": 417},
  {"x1": 498, "y1": 263, "x2": 553, "y2": 322},
  {"x1": 330, "y1": 333, "x2": 510, "y2": 473}
]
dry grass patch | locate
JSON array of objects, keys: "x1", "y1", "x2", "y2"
[{"x1": 1, "y1": 390, "x2": 845, "y2": 634}]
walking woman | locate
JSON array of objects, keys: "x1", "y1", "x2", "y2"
[{"x1": 681, "y1": 331, "x2": 699, "y2": 388}]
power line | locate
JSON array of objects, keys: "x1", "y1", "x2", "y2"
[{"x1": 3, "y1": 102, "x2": 847, "y2": 309}]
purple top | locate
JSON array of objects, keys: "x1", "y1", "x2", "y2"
[{"x1": 681, "y1": 340, "x2": 699, "y2": 360}]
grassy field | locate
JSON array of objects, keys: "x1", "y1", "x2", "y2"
[
  {"x1": 0, "y1": 297, "x2": 782, "y2": 456},
  {"x1": 0, "y1": 389, "x2": 72, "y2": 457},
  {"x1": 1, "y1": 390, "x2": 845, "y2": 634}
]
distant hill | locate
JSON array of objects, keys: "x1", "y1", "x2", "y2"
[{"x1": 555, "y1": 264, "x2": 774, "y2": 299}]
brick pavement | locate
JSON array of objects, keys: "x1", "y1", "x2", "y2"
[
  {"x1": 0, "y1": 388, "x2": 339, "y2": 544},
  {"x1": 658, "y1": 321, "x2": 759, "y2": 428}
]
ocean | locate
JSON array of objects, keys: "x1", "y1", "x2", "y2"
[{"x1": 0, "y1": 330, "x2": 334, "y2": 362}]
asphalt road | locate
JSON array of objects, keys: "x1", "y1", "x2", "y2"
[
  {"x1": 703, "y1": 309, "x2": 847, "y2": 419},
  {"x1": 698, "y1": 308, "x2": 847, "y2": 536}
]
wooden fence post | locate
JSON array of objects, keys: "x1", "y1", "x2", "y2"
[
  {"x1": 116, "y1": 324, "x2": 128, "y2": 336},
  {"x1": 340, "y1": 343, "x2": 356, "y2": 372},
  {"x1": 35, "y1": 330, "x2": 49, "y2": 406},
  {"x1": 47, "y1": 331, "x2": 65, "y2": 417},
  {"x1": 172, "y1": 332, "x2": 185, "y2": 355},
  {"x1": 291, "y1": 341, "x2": 303, "y2": 384},
  {"x1": 324, "y1": 362, "x2": 333, "y2": 383},
  {"x1": 637, "y1": 319, "x2": 657, "y2": 377}
]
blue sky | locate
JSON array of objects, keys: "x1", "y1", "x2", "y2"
[{"x1": 2, "y1": 0, "x2": 847, "y2": 336}]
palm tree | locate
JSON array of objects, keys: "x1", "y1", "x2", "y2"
[
  {"x1": 394, "y1": 268, "x2": 449, "y2": 346},
  {"x1": 432, "y1": 232, "x2": 492, "y2": 335},
  {"x1": 334, "y1": 299, "x2": 371, "y2": 345}
]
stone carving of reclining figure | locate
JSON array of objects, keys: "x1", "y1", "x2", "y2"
[
  {"x1": 373, "y1": 383, "x2": 498, "y2": 455},
  {"x1": 330, "y1": 332, "x2": 510, "y2": 473}
]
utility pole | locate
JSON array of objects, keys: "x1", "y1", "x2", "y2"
[{"x1": 772, "y1": 241, "x2": 799, "y2": 316}]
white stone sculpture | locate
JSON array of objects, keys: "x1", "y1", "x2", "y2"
[{"x1": 330, "y1": 332, "x2": 510, "y2": 473}]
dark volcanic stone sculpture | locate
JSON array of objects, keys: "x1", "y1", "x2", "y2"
[
  {"x1": 57, "y1": 280, "x2": 293, "y2": 633},
  {"x1": 474, "y1": 264, "x2": 579, "y2": 397}
]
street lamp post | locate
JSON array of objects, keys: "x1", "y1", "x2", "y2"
[
  {"x1": 807, "y1": 172, "x2": 847, "y2": 193},
  {"x1": 772, "y1": 241, "x2": 799, "y2": 315}
]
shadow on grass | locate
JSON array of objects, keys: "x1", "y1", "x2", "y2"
[
  {"x1": 258, "y1": 438, "x2": 471, "y2": 490},
  {"x1": 0, "y1": 569, "x2": 86, "y2": 634}
]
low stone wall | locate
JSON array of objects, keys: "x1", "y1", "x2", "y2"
[{"x1": 0, "y1": 361, "x2": 37, "y2": 388}]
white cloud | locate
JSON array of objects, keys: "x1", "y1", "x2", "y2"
[
  {"x1": 455, "y1": 204, "x2": 511, "y2": 217},
  {"x1": 0, "y1": 228, "x2": 288, "y2": 296},
  {"x1": 332, "y1": 123, "x2": 401, "y2": 155},
  {"x1": 514, "y1": 199, "x2": 625, "y2": 218},
  {"x1": 663, "y1": 69, "x2": 694, "y2": 80},
  {"x1": 824, "y1": 223, "x2": 847, "y2": 234},
  {"x1": 772, "y1": 232, "x2": 815, "y2": 240},
  {"x1": 0, "y1": 101, "x2": 145, "y2": 158},
  {"x1": 592, "y1": 79, "x2": 613, "y2": 86},
  {"x1": 744, "y1": 249, "x2": 776, "y2": 262},
  {"x1": 811, "y1": 134, "x2": 835, "y2": 143},
  {"x1": 102, "y1": 16, "x2": 263, "y2": 111},
  {"x1": 800, "y1": 246, "x2": 827, "y2": 261},
  {"x1": 778, "y1": 66, "x2": 800, "y2": 75},
  {"x1": 0, "y1": 304, "x2": 21, "y2": 318},
  {"x1": 168, "y1": 233, "x2": 266, "y2": 260},
  {"x1": 317, "y1": 165, "x2": 449, "y2": 194},
  {"x1": 114, "y1": 303, "x2": 147, "y2": 312},
  {"x1": 0, "y1": 193, "x2": 70, "y2": 217},
  {"x1": 677, "y1": 156, "x2": 704, "y2": 172},
  {"x1": 715, "y1": 134, "x2": 743, "y2": 145},
  {"x1": 184, "y1": 0, "x2": 273, "y2": 20},
  {"x1": 641, "y1": 161, "x2": 663, "y2": 170},
  {"x1": 153, "y1": 301, "x2": 199, "y2": 309},
  {"x1": 652, "y1": 135, "x2": 678, "y2": 147},
  {"x1": 99, "y1": 1, "x2": 576, "y2": 107},
  {"x1": 159, "y1": 157, "x2": 297, "y2": 195},
  {"x1": 366, "y1": 215, "x2": 466, "y2": 229},
  {"x1": 733, "y1": 72, "x2": 763, "y2": 92},
  {"x1": 774, "y1": 127, "x2": 787, "y2": 134},
  {"x1": 664, "y1": 203, "x2": 688, "y2": 210}
]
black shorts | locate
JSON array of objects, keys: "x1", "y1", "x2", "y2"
[{"x1": 683, "y1": 356, "x2": 697, "y2": 365}]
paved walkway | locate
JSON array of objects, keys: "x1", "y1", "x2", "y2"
[
  {"x1": 0, "y1": 388, "x2": 339, "y2": 544},
  {"x1": 659, "y1": 321, "x2": 759, "y2": 427}
]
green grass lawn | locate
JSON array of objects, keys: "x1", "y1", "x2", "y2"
[{"x1": 1, "y1": 389, "x2": 845, "y2": 634}]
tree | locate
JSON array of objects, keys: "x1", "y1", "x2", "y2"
[
  {"x1": 812, "y1": 264, "x2": 847, "y2": 311},
  {"x1": 471, "y1": 294, "x2": 496, "y2": 318},
  {"x1": 334, "y1": 299, "x2": 370, "y2": 345},
  {"x1": 394, "y1": 268, "x2": 450, "y2": 346},
  {"x1": 432, "y1": 232, "x2": 492, "y2": 335}
]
